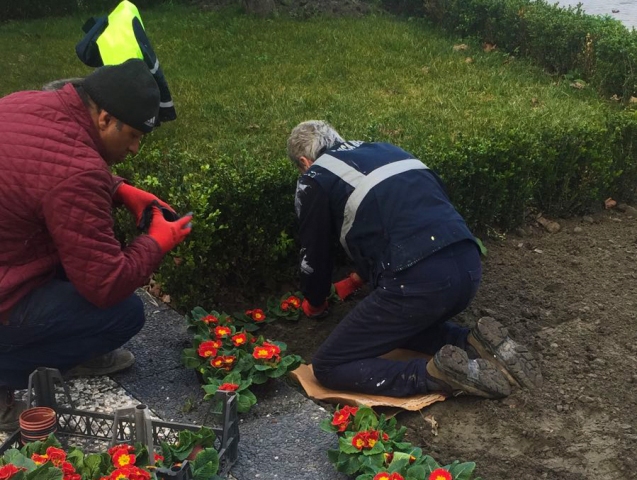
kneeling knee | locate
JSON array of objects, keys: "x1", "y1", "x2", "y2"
[{"x1": 312, "y1": 358, "x2": 336, "y2": 388}]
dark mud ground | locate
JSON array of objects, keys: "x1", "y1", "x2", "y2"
[{"x1": 258, "y1": 207, "x2": 637, "y2": 479}]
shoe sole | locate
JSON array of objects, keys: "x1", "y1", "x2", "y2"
[
  {"x1": 427, "y1": 345, "x2": 511, "y2": 399},
  {"x1": 467, "y1": 317, "x2": 543, "y2": 390},
  {"x1": 65, "y1": 354, "x2": 135, "y2": 378}
]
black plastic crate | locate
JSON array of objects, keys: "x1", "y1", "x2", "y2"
[{"x1": 0, "y1": 368, "x2": 239, "y2": 478}]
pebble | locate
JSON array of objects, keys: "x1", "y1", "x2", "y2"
[
  {"x1": 573, "y1": 226, "x2": 583, "y2": 233},
  {"x1": 582, "y1": 216, "x2": 594, "y2": 224},
  {"x1": 579, "y1": 395, "x2": 595, "y2": 403},
  {"x1": 550, "y1": 343, "x2": 559, "y2": 348}
]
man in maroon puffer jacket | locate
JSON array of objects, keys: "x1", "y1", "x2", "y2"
[{"x1": 0, "y1": 59, "x2": 192, "y2": 430}]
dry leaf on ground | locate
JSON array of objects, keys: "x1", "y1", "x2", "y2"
[
  {"x1": 483, "y1": 43, "x2": 496, "y2": 52},
  {"x1": 537, "y1": 215, "x2": 561, "y2": 234},
  {"x1": 453, "y1": 44, "x2": 469, "y2": 51},
  {"x1": 605, "y1": 198, "x2": 617, "y2": 209}
]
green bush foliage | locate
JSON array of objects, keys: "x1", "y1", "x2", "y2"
[
  {"x1": 114, "y1": 145, "x2": 298, "y2": 309},
  {"x1": 422, "y1": 0, "x2": 637, "y2": 101},
  {"x1": 426, "y1": 115, "x2": 637, "y2": 228},
  {"x1": 113, "y1": 111, "x2": 637, "y2": 311}
]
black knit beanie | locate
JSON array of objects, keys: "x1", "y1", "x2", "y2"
[{"x1": 83, "y1": 58, "x2": 160, "y2": 133}]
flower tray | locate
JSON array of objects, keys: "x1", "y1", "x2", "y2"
[{"x1": 0, "y1": 368, "x2": 239, "y2": 478}]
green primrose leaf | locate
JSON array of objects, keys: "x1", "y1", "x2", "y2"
[
  {"x1": 26, "y1": 463, "x2": 63, "y2": 480},
  {"x1": 3, "y1": 450, "x2": 36, "y2": 472},
  {"x1": 320, "y1": 419, "x2": 338, "y2": 433},
  {"x1": 190, "y1": 307, "x2": 209, "y2": 320},
  {"x1": 182, "y1": 349, "x2": 202, "y2": 368},
  {"x1": 448, "y1": 461, "x2": 476, "y2": 480},
  {"x1": 236, "y1": 390, "x2": 257, "y2": 413},
  {"x1": 193, "y1": 447, "x2": 219, "y2": 475},
  {"x1": 406, "y1": 465, "x2": 426, "y2": 480},
  {"x1": 327, "y1": 449, "x2": 340, "y2": 464}
]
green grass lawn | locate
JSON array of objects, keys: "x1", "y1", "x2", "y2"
[{"x1": 0, "y1": 4, "x2": 617, "y2": 165}]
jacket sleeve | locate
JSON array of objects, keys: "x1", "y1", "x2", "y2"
[
  {"x1": 296, "y1": 176, "x2": 333, "y2": 306},
  {"x1": 41, "y1": 168, "x2": 164, "y2": 308}
]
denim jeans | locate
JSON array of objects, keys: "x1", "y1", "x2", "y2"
[
  {"x1": 0, "y1": 276, "x2": 145, "y2": 389},
  {"x1": 312, "y1": 239, "x2": 481, "y2": 397}
]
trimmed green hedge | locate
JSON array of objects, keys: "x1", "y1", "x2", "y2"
[
  {"x1": 114, "y1": 146, "x2": 299, "y2": 309},
  {"x1": 422, "y1": 0, "x2": 637, "y2": 102},
  {"x1": 426, "y1": 113, "x2": 637, "y2": 228},
  {"x1": 114, "y1": 111, "x2": 637, "y2": 311}
]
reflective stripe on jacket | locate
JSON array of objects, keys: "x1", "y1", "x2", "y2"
[{"x1": 304, "y1": 141, "x2": 477, "y2": 286}]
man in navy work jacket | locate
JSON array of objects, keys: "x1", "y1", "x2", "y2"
[{"x1": 287, "y1": 120, "x2": 542, "y2": 398}]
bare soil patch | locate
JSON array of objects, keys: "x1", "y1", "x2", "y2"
[{"x1": 265, "y1": 206, "x2": 637, "y2": 479}]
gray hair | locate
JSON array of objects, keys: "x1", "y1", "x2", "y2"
[{"x1": 287, "y1": 120, "x2": 344, "y2": 167}]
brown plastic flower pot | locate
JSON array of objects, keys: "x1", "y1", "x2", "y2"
[{"x1": 19, "y1": 407, "x2": 57, "y2": 442}]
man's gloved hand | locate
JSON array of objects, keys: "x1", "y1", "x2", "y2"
[
  {"x1": 301, "y1": 299, "x2": 329, "y2": 319},
  {"x1": 334, "y1": 272, "x2": 365, "y2": 300},
  {"x1": 147, "y1": 204, "x2": 193, "y2": 254},
  {"x1": 114, "y1": 183, "x2": 175, "y2": 227}
]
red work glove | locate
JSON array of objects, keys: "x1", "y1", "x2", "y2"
[
  {"x1": 114, "y1": 183, "x2": 175, "y2": 226},
  {"x1": 301, "y1": 299, "x2": 329, "y2": 319},
  {"x1": 148, "y1": 205, "x2": 193, "y2": 254},
  {"x1": 334, "y1": 272, "x2": 365, "y2": 300}
]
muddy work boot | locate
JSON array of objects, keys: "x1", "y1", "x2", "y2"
[
  {"x1": 467, "y1": 316, "x2": 542, "y2": 390},
  {"x1": 65, "y1": 348, "x2": 135, "y2": 378},
  {"x1": 426, "y1": 345, "x2": 511, "y2": 399},
  {"x1": 0, "y1": 388, "x2": 26, "y2": 432}
]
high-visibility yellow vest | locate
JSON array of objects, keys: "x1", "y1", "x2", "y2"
[
  {"x1": 76, "y1": 0, "x2": 177, "y2": 122},
  {"x1": 96, "y1": 0, "x2": 144, "y2": 65}
]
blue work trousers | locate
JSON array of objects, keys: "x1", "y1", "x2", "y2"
[
  {"x1": 312, "y1": 239, "x2": 481, "y2": 397},
  {"x1": 0, "y1": 275, "x2": 144, "y2": 389}
]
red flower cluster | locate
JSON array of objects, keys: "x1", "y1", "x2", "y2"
[
  {"x1": 105, "y1": 446, "x2": 150, "y2": 480},
  {"x1": 31, "y1": 448, "x2": 80, "y2": 480},
  {"x1": 109, "y1": 466, "x2": 151, "y2": 480},
  {"x1": 210, "y1": 355, "x2": 236, "y2": 370},
  {"x1": 351, "y1": 430, "x2": 389, "y2": 450},
  {"x1": 245, "y1": 309, "x2": 266, "y2": 322},
  {"x1": 373, "y1": 473, "x2": 404, "y2": 480},
  {"x1": 201, "y1": 315, "x2": 219, "y2": 325},
  {"x1": 252, "y1": 342, "x2": 281, "y2": 361},
  {"x1": 331, "y1": 405, "x2": 358, "y2": 432},
  {"x1": 197, "y1": 340, "x2": 218, "y2": 358},
  {"x1": 280, "y1": 295, "x2": 301, "y2": 311},
  {"x1": 429, "y1": 469, "x2": 453, "y2": 480},
  {"x1": 218, "y1": 383, "x2": 240, "y2": 392}
]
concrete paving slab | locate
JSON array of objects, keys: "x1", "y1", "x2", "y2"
[{"x1": 113, "y1": 292, "x2": 347, "y2": 480}]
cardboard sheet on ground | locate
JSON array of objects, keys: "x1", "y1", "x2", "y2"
[{"x1": 290, "y1": 349, "x2": 447, "y2": 412}]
